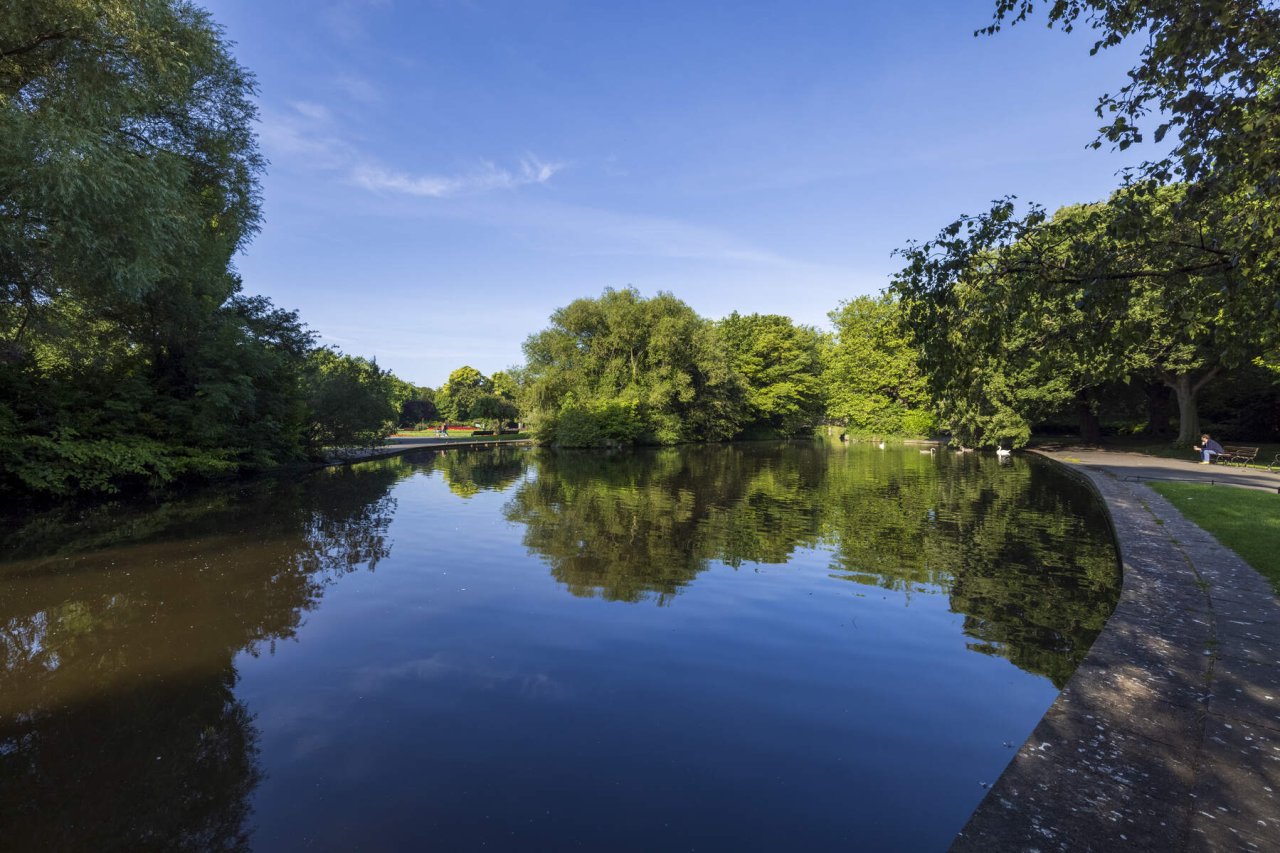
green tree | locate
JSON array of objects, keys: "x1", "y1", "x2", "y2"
[
  {"x1": 0, "y1": 0, "x2": 340, "y2": 496},
  {"x1": 395, "y1": 384, "x2": 438, "y2": 428},
  {"x1": 982, "y1": 0, "x2": 1280, "y2": 401},
  {"x1": 824, "y1": 295, "x2": 935, "y2": 438},
  {"x1": 523, "y1": 288, "x2": 746, "y2": 446},
  {"x1": 717, "y1": 312, "x2": 824, "y2": 437},
  {"x1": 436, "y1": 365, "x2": 491, "y2": 423},
  {"x1": 893, "y1": 187, "x2": 1268, "y2": 445},
  {"x1": 983, "y1": 1, "x2": 1280, "y2": 272},
  {"x1": 1, "y1": 0, "x2": 262, "y2": 342},
  {"x1": 471, "y1": 393, "x2": 518, "y2": 433},
  {"x1": 305, "y1": 349, "x2": 398, "y2": 449},
  {"x1": 489, "y1": 369, "x2": 522, "y2": 403}
]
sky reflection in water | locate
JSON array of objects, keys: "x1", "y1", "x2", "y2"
[{"x1": 0, "y1": 443, "x2": 1118, "y2": 851}]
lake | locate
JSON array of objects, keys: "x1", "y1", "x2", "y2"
[{"x1": 0, "y1": 442, "x2": 1119, "y2": 851}]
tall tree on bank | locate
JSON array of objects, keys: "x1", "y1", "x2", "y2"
[
  {"x1": 0, "y1": 1, "x2": 412, "y2": 497},
  {"x1": 436, "y1": 365, "x2": 491, "y2": 423},
  {"x1": 305, "y1": 349, "x2": 398, "y2": 449},
  {"x1": 824, "y1": 296, "x2": 935, "y2": 438},
  {"x1": 2, "y1": 0, "x2": 262, "y2": 339},
  {"x1": 717, "y1": 312, "x2": 824, "y2": 437},
  {"x1": 523, "y1": 288, "x2": 745, "y2": 447},
  {"x1": 893, "y1": 187, "x2": 1266, "y2": 445}
]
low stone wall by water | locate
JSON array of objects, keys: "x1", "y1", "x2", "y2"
[{"x1": 952, "y1": 457, "x2": 1279, "y2": 851}]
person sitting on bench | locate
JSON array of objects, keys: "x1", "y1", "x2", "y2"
[{"x1": 1194, "y1": 434, "x2": 1224, "y2": 464}]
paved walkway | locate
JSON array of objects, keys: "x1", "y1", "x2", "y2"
[
  {"x1": 953, "y1": 450, "x2": 1280, "y2": 851},
  {"x1": 326, "y1": 436, "x2": 533, "y2": 464},
  {"x1": 1042, "y1": 446, "x2": 1280, "y2": 492}
]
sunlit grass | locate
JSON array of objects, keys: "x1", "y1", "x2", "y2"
[{"x1": 1150, "y1": 482, "x2": 1280, "y2": 592}]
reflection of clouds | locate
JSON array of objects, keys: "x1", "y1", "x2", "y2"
[{"x1": 351, "y1": 652, "x2": 566, "y2": 700}]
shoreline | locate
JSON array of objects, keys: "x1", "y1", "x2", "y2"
[{"x1": 952, "y1": 450, "x2": 1279, "y2": 850}]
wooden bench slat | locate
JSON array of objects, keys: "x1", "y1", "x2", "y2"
[{"x1": 1218, "y1": 446, "x2": 1260, "y2": 466}]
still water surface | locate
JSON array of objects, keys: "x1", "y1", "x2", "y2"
[{"x1": 0, "y1": 443, "x2": 1119, "y2": 851}]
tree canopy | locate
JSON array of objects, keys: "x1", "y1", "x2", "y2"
[
  {"x1": 717, "y1": 312, "x2": 824, "y2": 437},
  {"x1": 523, "y1": 288, "x2": 745, "y2": 446},
  {"x1": 824, "y1": 296, "x2": 934, "y2": 438},
  {"x1": 892, "y1": 186, "x2": 1271, "y2": 445},
  {"x1": 0, "y1": 1, "x2": 413, "y2": 497}
]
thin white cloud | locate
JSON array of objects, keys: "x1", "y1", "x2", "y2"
[
  {"x1": 320, "y1": 0, "x2": 393, "y2": 43},
  {"x1": 257, "y1": 107, "x2": 353, "y2": 169},
  {"x1": 333, "y1": 73, "x2": 382, "y2": 106},
  {"x1": 291, "y1": 100, "x2": 331, "y2": 121},
  {"x1": 351, "y1": 156, "x2": 563, "y2": 198},
  {"x1": 473, "y1": 199, "x2": 794, "y2": 267},
  {"x1": 259, "y1": 98, "x2": 561, "y2": 202}
]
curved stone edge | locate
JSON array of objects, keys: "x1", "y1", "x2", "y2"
[
  {"x1": 326, "y1": 438, "x2": 534, "y2": 465},
  {"x1": 951, "y1": 454, "x2": 1280, "y2": 852}
]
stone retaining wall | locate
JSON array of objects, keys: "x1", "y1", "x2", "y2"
[{"x1": 952, "y1": 458, "x2": 1279, "y2": 851}]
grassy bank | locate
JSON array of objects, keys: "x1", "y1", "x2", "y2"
[{"x1": 1149, "y1": 482, "x2": 1280, "y2": 592}]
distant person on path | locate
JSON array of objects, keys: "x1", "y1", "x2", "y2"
[{"x1": 1194, "y1": 434, "x2": 1224, "y2": 464}]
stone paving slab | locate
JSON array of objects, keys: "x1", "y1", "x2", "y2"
[{"x1": 952, "y1": 451, "x2": 1280, "y2": 852}]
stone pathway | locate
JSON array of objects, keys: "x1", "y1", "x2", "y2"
[
  {"x1": 953, "y1": 451, "x2": 1280, "y2": 851},
  {"x1": 326, "y1": 436, "x2": 533, "y2": 464},
  {"x1": 1042, "y1": 446, "x2": 1280, "y2": 493}
]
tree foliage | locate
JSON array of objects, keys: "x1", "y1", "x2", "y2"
[
  {"x1": 824, "y1": 296, "x2": 935, "y2": 438},
  {"x1": 984, "y1": 0, "x2": 1280, "y2": 378},
  {"x1": 984, "y1": 1, "x2": 1280, "y2": 268},
  {"x1": 436, "y1": 365, "x2": 491, "y2": 423},
  {"x1": 892, "y1": 186, "x2": 1271, "y2": 445},
  {"x1": 0, "y1": 1, "x2": 410, "y2": 497},
  {"x1": 305, "y1": 349, "x2": 398, "y2": 449},
  {"x1": 717, "y1": 312, "x2": 824, "y2": 437},
  {"x1": 523, "y1": 288, "x2": 746, "y2": 446}
]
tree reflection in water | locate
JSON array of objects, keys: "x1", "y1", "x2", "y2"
[
  {"x1": 0, "y1": 458, "x2": 412, "y2": 850},
  {"x1": 0, "y1": 443, "x2": 1119, "y2": 847},
  {"x1": 507, "y1": 443, "x2": 1118, "y2": 686}
]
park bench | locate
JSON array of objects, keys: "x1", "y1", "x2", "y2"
[
  {"x1": 1218, "y1": 446, "x2": 1259, "y2": 466},
  {"x1": 1267, "y1": 453, "x2": 1280, "y2": 473}
]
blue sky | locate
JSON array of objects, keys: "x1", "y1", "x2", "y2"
[{"x1": 202, "y1": 0, "x2": 1150, "y2": 387}]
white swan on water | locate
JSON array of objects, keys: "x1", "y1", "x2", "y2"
[{"x1": 996, "y1": 447, "x2": 1011, "y2": 457}]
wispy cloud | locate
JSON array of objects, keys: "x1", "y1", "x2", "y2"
[
  {"x1": 259, "y1": 97, "x2": 562, "y2": 201},
  {"x1": 474, "y1": 199, "x2": 793, "y2": 267},
  {"x1": 350, "y1": 156, "x2": 564, "y2": 198},
  {"x1": 320, "y1": 0, "x2": 393, "y2": 44},
  {"x1": 333, "y1": 73, "x2": 382, "y2": 106},
  {"x1": 257, "y1": 106, "x2": 353, "y2": 170},
  {"x1": 290, "y1": 100, "x2": 332, "y2": 122}
]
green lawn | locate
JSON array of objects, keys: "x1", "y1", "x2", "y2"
[{"x1": 1150, "y1": 482, "x2": 1280, "y2": 592}]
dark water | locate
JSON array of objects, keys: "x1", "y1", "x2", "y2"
[{"x1": 0, "y1": 443, "x2": 1119, "y2": 851}]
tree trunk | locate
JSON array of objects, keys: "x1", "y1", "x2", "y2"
[
  {"x1": 1076, "y1": 393, "x2": 1102, "y2": 444},
  {"x1": 1171, "y1": 375, "x2": 1198, "y2": 445},
  {"x1": 1166, "y1": 368, "x2": 1218, "y2": 446},
  {"x1": 1143, "y1": 382, "x2": 1173, "y2": 437}
]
